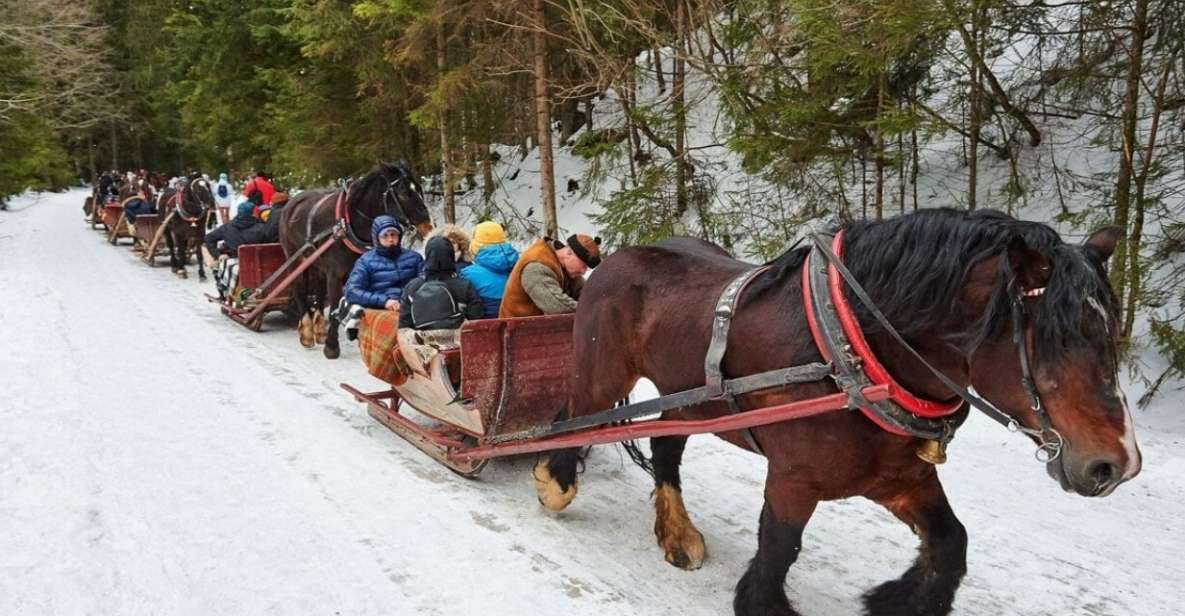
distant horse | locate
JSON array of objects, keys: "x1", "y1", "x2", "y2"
[
  {"x1": 160, "y1": 174, "x2": 215, "y2": 280},
  {"x1": 84, "y1": 172, "x2": 121, "y2": 225},
  {"x1": 278, "y1": 160, "x2": 432, "y2": 359},
  {"x1": 535, "y1": 208, "x2": 1142, "y2": 616}
]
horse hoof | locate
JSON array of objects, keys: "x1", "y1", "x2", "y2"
[
  {"x1": 175, "y1": 270, "x2": 188, "y2": 279},
  {"x1": 298, "y1": 314, "x2": 315, "y2": 348},
  {"x1": 660, "y1": 529, "x2": 706, "y2": 570},
  {"x1": 533, "y1": 458, "x2": 577, "y2": 512},
  {"x1": 199, "y1": 274, "x2": 207, "y2": 282},
  {"x1": 323, "y1": 344, "x2": 340, "y2": 360},
  {"x1": 313, "y1": 312, "x2": 328, "y2": 344},
  {"x1": 654, "y1": 485, "x2": 707, "y2": 570}
]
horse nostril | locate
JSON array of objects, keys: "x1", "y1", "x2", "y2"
[{"x1": 1087, "y1": 460, "x2": 1119, "y2": 487}]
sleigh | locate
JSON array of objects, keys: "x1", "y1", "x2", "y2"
[
  {"x1": 132, "y1": 213, "x2": 170, "y2": 264},
  {"x1": 205, "y1": 242, "x2": 292, "y2": 329},
  {"x1": 342, "y1": 312, "x2": 891, "y2": 477}
]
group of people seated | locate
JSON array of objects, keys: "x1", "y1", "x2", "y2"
[
  {"x1": 202, "y1": 170, "x2": 287, "y2": 300},
  {"x1": 339, "y1": 215, "x2": 602, "y2": 345}
]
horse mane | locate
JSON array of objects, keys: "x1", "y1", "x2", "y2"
[
  {"x1": 840, "y1": 208, "x2": 1117, "y2": 360},
  {"x1": 747, "y1": 208, "x2": 1116, "y2": 362}
]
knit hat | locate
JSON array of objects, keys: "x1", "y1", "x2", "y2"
[
  {"x1": 471, "y1": 221, "x2": 507, "y2": 253},
  {"x1": 236, "y1": 200, "x2": 255, "y2": 218},
  {"x1": 553, "y1": 234, "x2": 602, "y2": 269}
]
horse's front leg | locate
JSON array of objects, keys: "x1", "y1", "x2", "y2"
[
  {"x1": 863, "y1": 469, "x2": 967, "y2": 616},
  {"x1": 651, "y1": 434, "x2": 706, "y2": 570},
  {"x1": 164, "y1": 231, "x2": 179, "y2": 275},
  {"x1": 321, "y1": 274, "x2": 342, "y2": 359},
  {"x1": 734, "y1": 481, "x2": 817, "y2": 616},
  {"x1": 195, "y1": 237, "x2": 206, "y2": 281}
]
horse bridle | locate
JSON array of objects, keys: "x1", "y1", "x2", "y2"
[
  {"x1": 173, "y1": 177, "x2": 213, "y2": 224},
  {"x1": 341, "y1": 173, "x2": 421, "y2": 248},
  {"x1": 811, "y1": 234, "x2": 1064, "y2": 463}
]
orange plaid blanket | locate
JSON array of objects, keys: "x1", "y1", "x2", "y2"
[{"x1": 357, "y1": 308, "x2": 408, "y2": 386}]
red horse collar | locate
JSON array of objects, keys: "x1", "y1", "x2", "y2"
[{"x1": 802, "y1": 230, "x2": 963, "y2": 437}]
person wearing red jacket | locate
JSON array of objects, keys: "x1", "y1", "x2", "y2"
[{"x1": 241, "y1": 170, "x2": 275, "y2": 210}]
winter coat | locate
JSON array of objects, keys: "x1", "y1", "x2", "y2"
[
  {"x1": 460, "y1": 242, "x2": 519, "y2": 318},
  {"x1": 203, "y1": 212, "x2": 271, "y2": 257},
  {"x1": 214, "y1": 177, "x2": 233, "y2": 208},
  {"x1": 344, "y1": 215, "x2": 424, "y2": 309},
  {"x1": 399, "y1": 237, "x2": 483, "y2": 328},
  {"x1": 499, "y1": 238, "x2": 581, "y2": 318},
  {"x1": 241, "y1": 176, "x2": 275, "y2": 207}
]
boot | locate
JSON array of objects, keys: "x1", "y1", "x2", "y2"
[{"x1": 344, "y1": 304, "x2": 364, "y2": 341}]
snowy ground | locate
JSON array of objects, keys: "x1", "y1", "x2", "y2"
[{"x1": 1, "y1": 189, "x2": 1182, "y2": 615}]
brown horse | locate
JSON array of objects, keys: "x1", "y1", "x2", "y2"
[
  {"x1": 535, "y1": 208, "x2": 1141, "y2": 616},
  {"x1": 160, "y1": 174, "x2": 215, "y2": 280},
  {"x1": 279, "y1": 161, "x2": 432, "y2": 359}
]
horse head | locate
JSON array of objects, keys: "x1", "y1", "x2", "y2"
[
  {"x1": 959, "y1": 223, "x2": 1140, "y2": 497},
  {"x1": 186, "y1": 173, "x2": 216, "y2": 213},
  {"x1": 380, "y1": 159, "x2": 432, "y2": 238}
]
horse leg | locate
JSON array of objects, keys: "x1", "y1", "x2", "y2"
[
  {"x1": 195, "y1": 236, "x2": 207, "y2": 281},
  {"x1": 175, "y1": 237, "x2": 188, "y2": 278},
  {"x1": 165, "y1": 231, "x2": 179, "y2": 275},
  {"x1": 536, "y1": 298, "x2": 639, "y2": 511},
  {"x1": 320, "y1": 274, "x2": 342, "y2": 358},
  {"x1": 294, "y1": 270, "x2": 316, "y2": 348},
  {"x1": 651, "y1": 435, "x2": 706, "y2": 570},
  {"x1": 734, "y1": 484, "x2": 817, "y2": 616},
  {"x1": 862, "y1": 471, "x2": 967, "y2": 616}
]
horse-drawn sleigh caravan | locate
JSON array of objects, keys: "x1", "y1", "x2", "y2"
[{"x1": 84, "y1": 164, "x2": 1142, "y2": 615}]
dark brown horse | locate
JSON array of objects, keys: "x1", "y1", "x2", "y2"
[
  {"x1": 535, "y1": 208, "x2": 1142, "y2": 616},
  {"x1": 160, "y1": 174, "x2": 215, "y2": 280},
  {"x1": 279, "y1": 161, "x2": 432, "y2": 359}
]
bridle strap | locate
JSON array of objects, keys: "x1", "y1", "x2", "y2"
[{"x1": 810, "y1": 234, "x2": 1062, "y2": 461}]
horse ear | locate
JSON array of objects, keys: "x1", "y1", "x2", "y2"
[
  {"x1": 1085, "y1": 226, "x2": 1122, "y2": 261},
  {"x1": 1007, "y1": 235, "x2": 1051, "y2": 291}
]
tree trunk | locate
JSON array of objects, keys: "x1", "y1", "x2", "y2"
[
  {"x1": 1122, "y1": 55, "x2": 1174, "y2": 339},
  {"x1": 967, "y1": 2, "x2": 982, "y2": 211},
  {"x1": 874, "y1": 73, "x2": 885, "y2": 220},
  {"x1": 109, "y1": 119, "x2": 118, "y2": 171},
  {"x1": 652, "y1": 47, "x2": 666, "y2": 94},
  {"x1": 533, "y1": 0, "x2": 557, "y2": 238},
  {"x1": 437, "y1": 18, "x2": 456, "y2": 224},
  {"x1": 481, "y1": 143, "x2": 494, "y2": 206},
  {"x1": 1109, "y1": 0, "x2": 1149, "y2": 307},
  {"x1": 87, "y1": 133, "x2": 96, "y2": 179},
  {"x1": 944, "y1": 0, "x2": 1041, "y2": 146},
  {"x1": 673, "y1": 0, "x2": 688, "y2": 217},
  {"x1": 861, "y1": 156, "x2": 868, "y2": 219},
  {"x1": 911, "y1": 125, "x2": 919, "y2": 210}
]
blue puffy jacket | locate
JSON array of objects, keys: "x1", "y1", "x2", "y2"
[
  {"x1": 460, "y1": 242, "x2": 520, "y2": 318},
  {"x1": 343, "y1": 216, "x2": 425, "y2": 308}
]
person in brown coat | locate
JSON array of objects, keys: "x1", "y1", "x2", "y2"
[{"x1": 498, "y1": 234, "x2": 601, "y2": 317}]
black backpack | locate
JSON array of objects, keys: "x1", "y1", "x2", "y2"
[{"x1": 408, "y1": 280, "x2": 463, "y2": 330}]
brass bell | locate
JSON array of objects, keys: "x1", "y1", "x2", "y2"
[{"x1": 916, "y1": 439, "x2": 947, "y2": 465}]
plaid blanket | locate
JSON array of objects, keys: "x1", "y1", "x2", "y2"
[{"x1": 358, "y1": 308, "x2": 408, "y2": 386}]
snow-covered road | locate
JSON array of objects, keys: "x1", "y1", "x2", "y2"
[{"x1": 1, "y1": 189, "x2": 1180, "y2": 615}]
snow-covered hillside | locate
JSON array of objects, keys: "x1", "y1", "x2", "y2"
[{"x1": 0, "y1": 189, "x2": 1180, "y2": 615}]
